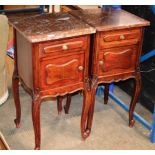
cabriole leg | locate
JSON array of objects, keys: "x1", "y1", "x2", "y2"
[
  {"x1": 104, "y1": 83, "x2": 109, "y2": 105},
  {"x1": 64, "y1": 94, "x2": 71, "y2": 114},
  {"x1": 12, "y1": 70, "x2": 21, "y2": 128},
  {"x1": 129, "y1": 72, "x2": 141, "y2": 127},
  {"x1": 86, "y1": 78, "x2": 98, "y2": 136},
  {"x1": 57, "y1": 96, "x2": 63, "y2": 115},
  {"x1": 12, "y1": 28, "x2": 21, "y2": 128},
  {"x1": 32, "y1": 94, "x2": 41, "y2": 150},
  {"x1": 81, "y1": 78, "x2": 97, "y2": 140}
]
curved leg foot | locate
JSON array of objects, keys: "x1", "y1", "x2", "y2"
[
  {"x1": 104, "y1": 84, "x2": 109, "y2": 105},
  {"x1": 14, "y1": 119, "x2": 20, "y2": 128},
  {"x1": 57, "y1": 96, "x2": 63, "y2": 115},
  {"x1": 85, "y1": 78, "x2": 98, "y2": 139},
  {"x1": 64, "y1": 94, "x2": 71, "y2": 114},
  {"x1": 129, "y1": 73, "x2": 141, "y2": 127},
  {"x1": 81, "y1": 79, "x2": 91, "y2": 140},
  {"x1": 82, "y1": 129, "x2": 91, "y2": 140},
  {"x1": 129, "y1": 119, "x2": 135, "y2": 128},
  {"x1": 34, "y1": 146, "x2": 40, "y2": 150},
  {"x1": 12, "y1": 70, "x2": 21, "y2": 128},
  {"x1": 32, "y1": 94, "x2": 41, "y2": 150},
  {"x1": 81, "y1": 77, "x2": 97, "y2": 140}
]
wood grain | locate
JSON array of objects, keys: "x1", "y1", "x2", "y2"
[{"x1": 11, "y1": 9, "x2": 149, "y2": 150}]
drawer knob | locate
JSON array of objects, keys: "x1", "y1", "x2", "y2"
[
  {"x1": 120, "y1": 35, "x2": 125, "y2": 40},
  {"x1": 99, "y1": 60, "x2": 104, "y2": 65},
  {"x1": 62, "y1": 45, "x2": 68, "y2": 50},
  {"x1": 78, "y1": 66, "x2": 84, "y2": 71}
]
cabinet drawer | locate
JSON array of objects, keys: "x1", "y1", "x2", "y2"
[
  {"x1": 39, "y1": 53, "x2": 85, "y2": 89},
  {"x1": 98, "y1": 45, "x2": 138, "y2": 78},
  {"x1": 39, "y1": 36, "x2": 87, "y2": 57},
  {"x1": 99, "y1": 28, "x2": 141, "y2": 49}
]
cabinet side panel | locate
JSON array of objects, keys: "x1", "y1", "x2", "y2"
[{"x1": 16, "y1": 32, "x2": 33, "y2": 89}]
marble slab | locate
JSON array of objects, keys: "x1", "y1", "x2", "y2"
[
  {"x1": 8, "y1": 12, "x2": 95, "y2": 43},
  {"x1": 70, "y1": 8, "x2": 150, "y2": 31}
]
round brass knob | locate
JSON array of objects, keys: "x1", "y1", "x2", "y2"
[
  {"x1": 62, "y1": 45, "x2": 68, "y2": 50},
  {"x1": 78, "y1": 66, "x2": 84, "y2": 71},
  {"x1": 120, "y1": 35, "x2": 125, "y2": 40},
  {"x1": 99, "y1": 60, "x2": 104, "y2": 65}
]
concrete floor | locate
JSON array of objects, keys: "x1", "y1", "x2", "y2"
[{"x1": 0, "y1": 86, "x2": 155, "y2": 150}]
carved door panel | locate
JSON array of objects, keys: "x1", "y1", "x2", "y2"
[
  {"x1": 98, "y1": 45, "x2": 138, "y2": 78},
  {"x1": 39, "y1": 53, "x2": 85, "y2": 89}
]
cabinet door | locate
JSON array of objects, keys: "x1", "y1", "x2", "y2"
[
  {"x1": 39, "y1": 53, "x2": 84, "y2": 89},
  {"x1": 98, "y1": 45, "x2": 138, "y2": 78}
]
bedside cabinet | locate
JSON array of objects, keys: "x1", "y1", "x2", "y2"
[
  {"x1": 9, "y1": 13, "x2": 95, "y2": 149},
  {"x1": 68, "y1": 8, "x2": 150, "y2": 138}
]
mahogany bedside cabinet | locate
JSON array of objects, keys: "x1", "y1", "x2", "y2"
[
  {"x1": 65, "y1": 8, "x2": 150, "y2": 137},
  {"x1": 9, "y1": 13, "x2": 95, "y2": 149}
]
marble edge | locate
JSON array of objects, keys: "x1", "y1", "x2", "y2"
[
  {"x1": 29, "y1": 27, "x2": 96, "y2": 43},
  {"x1": 9, "y1": 21, "x2": 96, "y2": 43},
  {"x1": 96, "y1": 22, "x2": 150, "y2": 32}
]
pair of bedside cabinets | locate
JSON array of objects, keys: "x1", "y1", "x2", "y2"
[{"x1": 9, "y1": 8, "x2": 149, "y2": 149}]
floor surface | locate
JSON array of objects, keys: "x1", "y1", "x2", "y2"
[{"x1": 0, "y1": 86, "x2": 155, "y2": 150}]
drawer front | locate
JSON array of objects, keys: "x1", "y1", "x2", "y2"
[
  {"x1": 98, "y1": 45, "x2": 138, "y2": 77},
  {"x1": 99, "y1": 28, "x2": 141, "y2": 49},
  {"x1": 39, "y1": 53, "x2": 85, "y2": 89},
  {"x1": 39, "y1": 36, "x2": 87, "y2": 58}
]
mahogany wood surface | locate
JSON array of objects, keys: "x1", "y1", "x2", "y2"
[
  {"x1": 10, "y1": 12, "x2": 95, "y2": 149},
  {"x1": 64, "y1": 94, "x2": 71, "y2": 114},
  {"x1": 10, "y1": 9, "x2": 149, "y2": 149},
  {"x1": 67, "y1": 8, "x2": 150, "y2": 136},
  {"x1": 12, "y1": 29, "x2": 21, "y2": 129},
  {"x1": 104, "y1": 83, "x2": 109, "y2": 105},
  {"x1": 57, "y1": 96, "x2": 63, "y2": 114}
]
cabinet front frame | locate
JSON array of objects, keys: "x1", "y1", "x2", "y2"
[
  {"x1": 32, "y1": 35, "x2": 90, "y2": 96},
  {"x1": 91, "y1": 27, "x2": 144, "y2": 84}
]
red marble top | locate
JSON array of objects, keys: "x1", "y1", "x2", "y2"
[
  {"x1": 70, "y1": 8, "x2": 150, "y2": 31},
  {"x1": 8, "y1": 12, "x2": 95, "y2": 43}
]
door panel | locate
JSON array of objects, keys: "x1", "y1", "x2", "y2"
[
  {"x1": 46, "y1": 59, "x2": 79, "y2": 85},
  {"x1": 98, "y1": 45, "x2": 138, "y2": 77},
  {"x1": 39, "y1": 53, "x2": 85, "y2": 89}
]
